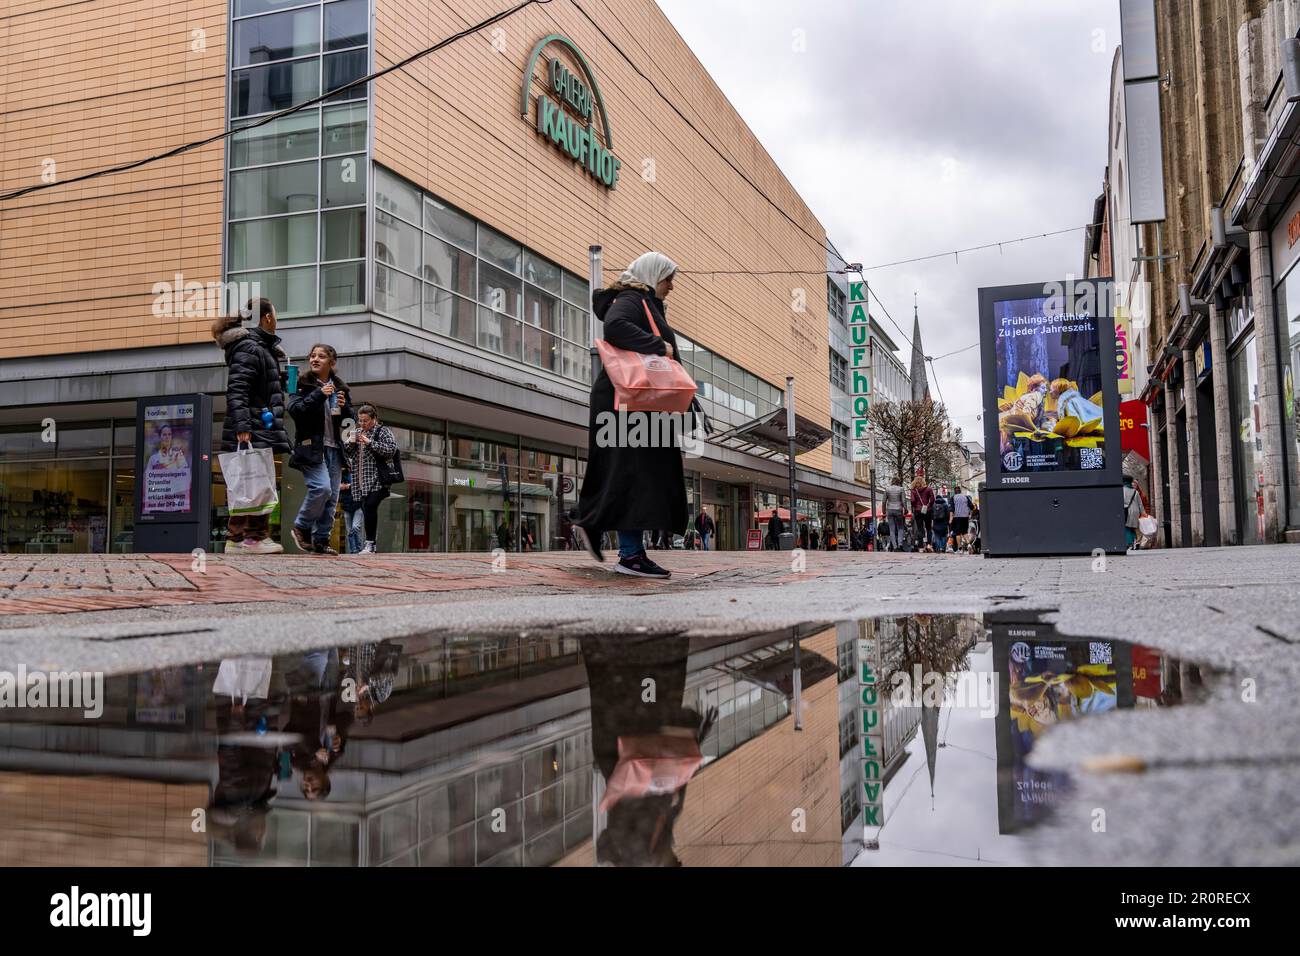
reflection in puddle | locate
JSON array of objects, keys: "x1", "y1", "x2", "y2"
[{"x1": 0, "y1": 616, "x2": 1206, "y2": 867}]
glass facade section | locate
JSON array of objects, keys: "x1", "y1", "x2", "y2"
[
  {"x1": 372, "y1": 166, "x2": 594, "y2": 385},
  {"x1": 227, "y1": 0, "x2": 368, "y2": 317},
  {"x1": 675, "y1": 331, "x2": 781, "y2": 430}
]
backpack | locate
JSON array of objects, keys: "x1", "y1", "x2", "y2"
[{"x1": 932, "y1": 496, "x2": 949, "y2": 522}]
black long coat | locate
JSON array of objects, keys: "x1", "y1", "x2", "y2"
[
  {"x1": 578, "y1": 286, "x2": 688, "y2": 536},
  {"x1": 212, "y1": 316, "x2": 291, "y2": 453}
]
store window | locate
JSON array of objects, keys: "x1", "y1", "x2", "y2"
[
  {"x1": 828, "y1": 278, "x2": 847, "y2": 326},
  {"x1": 227, "y1": 0, "x2": 369, "y2": 318},
  {"x1": 0, "y1": 461, "x2": 110, "y2": 554},
  {"x1": 832, "y1": 420, "x2": 850, "y2": 460},
  {"x1": 830, "y1": 349, "x2": 847, "y2": 391},
  {"x1": 1277, "y1": 264, "x2": 1300, "y2": 528},
  {"x1": 1229, "y1": 335, "x2": 1264, "y2": 545}
]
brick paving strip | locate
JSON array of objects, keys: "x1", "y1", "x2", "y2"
[{"x1": 0, "y1": 552, "x2": 834, "y2": 616}]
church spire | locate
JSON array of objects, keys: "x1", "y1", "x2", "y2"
[{"x1": 910, "y1": 292, "x2": 930, "y2": 402}]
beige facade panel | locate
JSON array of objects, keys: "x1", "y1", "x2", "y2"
[
  {"x1": 373, "y1": 0, "x2": 834, "y2": 453},
  {"x1": 0, "y1": 772, "x2": 208, "y2": 867},
  {"x1": 0, "y1": 0, "x2": 227, "y2": 360}
]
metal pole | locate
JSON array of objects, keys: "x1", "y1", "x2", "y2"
[
  {"x1": 792, "y1": 636, "x2": 803, "y2": 732},
  {"x1": 588, "y1": 245, "x2": 602, "y2": 386},
  {"x1": 786, "y1": 375, "x2": 797, "y2": 550}
]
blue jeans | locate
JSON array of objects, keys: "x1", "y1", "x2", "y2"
[
  {"x1": 933, "y1": 525, "x2": 949, "y2": 552},
  {"x1": 295, "y1": 447, "x2": 342, "y2": 546},
  {"x1": 344, "y1": 507, "x2": 364, "y2": 553},
  {"x1": 701, "y1": 532, "x2": 711, "y2": 551},
  {"x1": 617, "y1": 530, "x2": 644, "y2": 560}
]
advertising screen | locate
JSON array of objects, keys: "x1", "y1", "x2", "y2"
[
  {"x1": 994, "y1": 297, "x2": 1106, "y2": 474},
  {"x1": 981, "y1": 281, "x2": 1122, "y2": 491},
  {"x1": 141, "y1": 403, "x2": 195, "y2": 515}
]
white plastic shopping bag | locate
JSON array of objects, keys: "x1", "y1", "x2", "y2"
[
  {"x1": 1137, "y1": 513, "x2": 1157, "y2": 536},
  {"x1": 213, "y1": 657, "x2": 273, "y2": 704},
  {"x1": 218, "y1": 445, "x2": 279, "y2": 517}
]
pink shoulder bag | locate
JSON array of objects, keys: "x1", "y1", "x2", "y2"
[{"x1": 595, "y1": 299, "x2": 698, "y2": 413}]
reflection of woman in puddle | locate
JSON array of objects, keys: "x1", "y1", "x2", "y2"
[
  {"x1": 285, "y1": 649, "x2": 353, "y2": 800},
  {"x1": 581, "y1": 635, "x2": 715, "y2": 867},
  {"x1": 341, "y1": 642, "x2": 398, "y2": 725},
  {"x1": 210, "y1": 659, "x2": 288, "y2": 855}
]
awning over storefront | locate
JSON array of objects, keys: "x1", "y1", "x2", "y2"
[
  {"x1": 1233, "y1": 90, "x2": 1300, "y2": 231},
  {"x1": 710, "y1": 407, "x2": 833, "y2": 459}
]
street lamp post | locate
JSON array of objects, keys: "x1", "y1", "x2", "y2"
[{"x1": 786, "y1": 376, "x2": 797, "y2": 550}]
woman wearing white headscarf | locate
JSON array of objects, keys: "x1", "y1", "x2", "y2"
[{"x1": 573, "y1": 252, "x2": 689, "y2": 579}]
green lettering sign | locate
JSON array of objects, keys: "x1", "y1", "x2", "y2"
[{"x1": 522, "y1": 35, "x2": 621, "y2": 190}]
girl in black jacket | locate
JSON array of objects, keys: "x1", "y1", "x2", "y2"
[
  {"x1": 573, "y1": 253, "x2": 688, "y2": 580},
  {"x1": 286, "y1": 344, "x2": 354, "y2": 556}
]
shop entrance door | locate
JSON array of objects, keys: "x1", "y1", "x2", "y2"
[{"x1": 1196, "y1": 381, "x2": 1221, "y2": 547}]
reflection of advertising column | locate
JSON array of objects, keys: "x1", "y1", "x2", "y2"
[
  {"x1": 857, "y1": 623, "x2": 884, "y2": 848},
  {"x1": 991, "y1": 618, "x2": 1130, "y2": 833}
]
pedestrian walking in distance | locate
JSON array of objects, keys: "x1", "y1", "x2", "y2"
[
  {"x1": 573, "y1": 252, "x2": 687, "y2": 580},
  {"x1": 950, "y1": 484, "x2": 973, "y2": 552},
  {"x1": 695, "y1": 508, "x2": 715, "y2": 551},
  {"x1": 345, "y1": 404, "x2": 400, "y2": 555},
  {"x1": 767, "y1": 509, "x2": 785, "y2": 550},
  {"x1": 339, "y1": 465, "x2": 364, "y2": 554},
  {"x1": 911, "y1": 476, "x2": 935, "y2": 553},
  {"x1": 931, "y1": 488, "x2": 951, "y2": 554},
  {"x1": 1123, "y1": 474, "x2": 1142, "y2": 550},
  {"x1": 883, "y1": 477, "x2": 906, "y2": 551},
  {"x1": 287, "y1": 344, "x2": 353, "y2": 556},
  {"x1": 212, "y1": 297, "x2": 291, "y2": 554}
]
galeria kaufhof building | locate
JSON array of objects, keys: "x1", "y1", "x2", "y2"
[{"x1": 0, "y1": 0, "x2": 870, "y2": 554}]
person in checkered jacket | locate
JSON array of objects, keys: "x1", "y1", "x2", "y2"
[{"x1": 343, "y1": 403, "x2": 399, "y2": 554}]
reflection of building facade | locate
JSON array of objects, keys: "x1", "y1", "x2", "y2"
[
  {"x1": 0, "y1": 0, "x2": 867, "y2": 555},
  {"x1": 0, "y1": 627, "x2": 852, "y2": 867}
]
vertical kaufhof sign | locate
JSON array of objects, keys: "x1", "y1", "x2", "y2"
[
  {"x1": 857, "y1": 629, "x2": 884, "y2": 837},
  {"x1": 520, "y1": 34, "x2": 622, "y2": 189},
  {"x1": 849, "y1": 281, "x2": 871, "y2": 461}
]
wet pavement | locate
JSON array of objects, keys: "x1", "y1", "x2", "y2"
[
  {"x1": 0, "y1": 612, "x2": 1267, "y2": 867},
  {"x1": 2, "y1": 546, "x2": 1300, "y2": 866}
]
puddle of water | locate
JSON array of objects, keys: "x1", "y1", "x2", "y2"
[{"x1": 0, "y1": 616, "x2": 1208, "y2": 867}]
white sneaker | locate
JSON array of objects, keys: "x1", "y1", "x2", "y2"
[
  {"x1": 359, "y1": 543, "x2": 376, "y2": 554},
  {"x1": 243, "y1": 538, "x2": 284, "y2": 555},
  {"x1": 224, "y1": 539, "x2": 248, "y2": 554}
]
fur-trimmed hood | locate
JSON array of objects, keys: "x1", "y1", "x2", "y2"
[{"x1": 211, "y1": 316, "x2": 288, "y2": 362}]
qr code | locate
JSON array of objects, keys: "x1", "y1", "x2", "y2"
[
  {"x1": 1089, "y1": 641, "x2": 1113, "y2": 665},
  {"x1": 1080, "y1": 447, "x2": 1104, "y2": 469}
]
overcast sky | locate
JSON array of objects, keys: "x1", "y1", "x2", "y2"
[{"x1": 656, "y1": 0, "x2": 1122, "y2": 440}]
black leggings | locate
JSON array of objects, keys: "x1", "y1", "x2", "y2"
[{"x1": 363, "y1": 487, "x2": 390, "y2": 540}]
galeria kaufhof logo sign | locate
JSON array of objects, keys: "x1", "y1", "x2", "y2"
[{"x1": 520, "y1": 34, "x2": 622, "y2": 189}]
